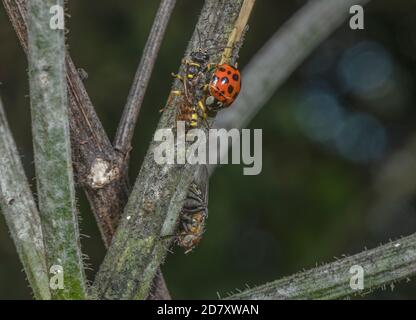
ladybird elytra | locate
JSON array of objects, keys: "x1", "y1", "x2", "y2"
[{"x1": 209, "y1": 63, "x2": 241, "y2": 107}]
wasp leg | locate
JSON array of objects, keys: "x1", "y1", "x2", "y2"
[
  {"x1": 172, "y1": 72, "x2": 184, "y2": 81},
  {"x1": 207, "y1": 63, "x2": 218, "y2": 71},
  {"x1": 197, "y1": 100, "x2": 207, "y2": 120},
  {"x1": 159, "y1": 234, "x2": 179, "y2": 253},
  {"x1": 182, "y1": 221, "x2": 191, "y2": 233},
  {"x1": 159, "y1": 234, "x2": 176, "y2": 240},
  {"x1": 188, "y1": 112, "x2": 198, "y2": 128},
  {"x1": 197, "y1": 100, "x2": 211, "y2": 128},
  {"x1": 202, "y1": 84, "x2": 210, "y2": 93},
  {"x1": 171, "y1": 90, "x2": 183, "y2": 96},
  {"x1": 182, "y1": 58, "x2": 193, "y2": 65},
  {"x1": 181, "y1": 214, "x2": 193, "y2": 223},
  {"x1": 160, "y1": 90, "x2": 184, "y2": 113}
]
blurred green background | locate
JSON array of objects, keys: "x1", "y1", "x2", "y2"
[{"x1": 1, "y1": 0, "x2": 416, "y2": 299}]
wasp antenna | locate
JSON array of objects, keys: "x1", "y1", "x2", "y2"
[{"x1": 206, "y1": 45, "x2": 233, "y2": 54}]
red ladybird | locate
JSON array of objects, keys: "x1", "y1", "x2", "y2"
[{"x1": 209, "y1": 64, "x2": 241, "y2": 108}]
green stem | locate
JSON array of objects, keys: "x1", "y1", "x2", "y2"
[
  {"x1": 0, "y1": 97, "x2": 51, "y2": 300},
  {"x1": 227, "y1": 234, "x2": 416, "y2": 299},
  {"x1": 27, "y1": 0, "x2": 86, "y2": 299}
]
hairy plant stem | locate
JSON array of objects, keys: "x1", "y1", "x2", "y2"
[
  {"x1": 0, "y1": 97, "x2": 51, "y2": 300},
  {"x1": 2, "y1": 0, "x2": 171, "y2": 299},
  {"x1": 27, "y1": 0, "x2": 86, "y2": 299},
  {"x1": 228, "y1": 234, "x2": 416, "y2": 299}
]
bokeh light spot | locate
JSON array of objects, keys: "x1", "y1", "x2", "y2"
[
  {"x1": 338, "y1": 41, "x2": 393, "y2": 97},
  {"x1": 295, "y1": 88, "x2": 345, "y2": 144},
  {"x1": 334, "y1": 113, "x2": 387, "y2": 163}
]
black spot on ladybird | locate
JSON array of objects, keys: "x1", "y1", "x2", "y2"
[
  {"x1": 232, "y1": 74, "x2": 239, "y2": 81},
  {"x1": 219, "y1": 67, "x2": 226, "y2": 72},
  {"x1": 227, "y1": 85, "x2": 234, "y2": 94},
  {"x1": 227, "y1": 70, "x2": 231, "y2": 75}
]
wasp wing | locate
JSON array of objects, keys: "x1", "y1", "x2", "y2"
[{"x1": 182, "y1": 164, "x2": 209, "y2": 216}]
